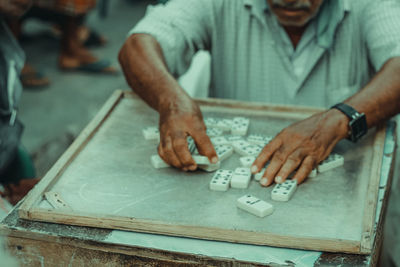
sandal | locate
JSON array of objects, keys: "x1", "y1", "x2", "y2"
[
  {"x1": 61, "y1": 59, "x2": 117, "y2": 74},
  {"x1": 20, "y1": 64, "x2": 50, "y2": 89}
]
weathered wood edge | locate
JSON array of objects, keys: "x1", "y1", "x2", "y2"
[
  {"x1": 360, "y1": 124, "x2": 387, "y2": 253},
  {"x1": 18, "y1": 90, "x2": 125, "y2": 219},
  {"x1": 2, "y1": 228, "x2": 277, "y2": 267},
  {"x1": 21, "y1": 208, "x2": 361, "y2": 254}
]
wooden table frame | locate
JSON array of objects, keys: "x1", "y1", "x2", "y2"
[{"x1": 16, "y1": 90, "x2": 389, "y2": 255}]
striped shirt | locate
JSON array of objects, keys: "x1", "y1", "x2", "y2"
[{"x1": 130, "y1": 0, "x2": 400, "y2": 108}]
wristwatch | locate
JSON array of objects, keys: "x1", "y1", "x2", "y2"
[{"x1": 331, "y1": 103, "x2": 367, "y2": 142}]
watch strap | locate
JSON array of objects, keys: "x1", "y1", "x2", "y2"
[{"x1": 331, "y1": 103, "x2": 367, "y2": 142}]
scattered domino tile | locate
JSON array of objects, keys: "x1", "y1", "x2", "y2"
[
  {"x1": 240, "y1": 144, "x2": 263, "y2": 157},
  {"x1": 236, "y1": 195, "x2": 274, "y2": 217},
  {"x1": 214, "y1": 144, "x2": 234, "y2": 162},
  {"x1": 215, "y1": 119, "x2": 233, "y2": 131},
  {"x1": 271, "y1": 180, "x2": 297, "y2": 202},
  {"x1": 205, "y1": 117, "x2": 233, "y2": 131},
  {"x1": 308, "y1": 168, "x2": 318, "y2": 178},
  {"x1": 231, "y1": 117, "x2": 250, "y2": 136},
  {"x1": 142, "y1": 127, "x2": 160, "y2": 141},
  {"x1": 317, "y1": 154, "x2": 344, "y2": 173},
  {"x1": 204, "y1": 118, "x2": 218, "y2": 128},
  {"x1": 187, "y1": 136, "x2": 196, "y2": 154},
  {"x1": 192, "y1": 155, "x2": 210, "y2": 165},
  {"x1": 231, "y1": 167, "x2": 252, "y2": 189},
  {"x1": 247, "y1": 134, "x2": 272, "y2": 146},
  {"x1": 209, "y1": 169, "x2": 234, "y2": 191},
  {"x1": 206, "y1": 128, "x2": 224, "y2": 137},
  {"x1": 198, "y1": 161, "x2": 221, "y2": 172},
  {"x1": 232, "y1": 140, "x2": 252, "y2": 155},
  {"x1": 240, "y1": 156, "x2": 256, "y2": 167},
  {"x1": 210, "y1": 136, "x2": 230, "y2": 146},
  {"x1": 225, "y1": 135, "x2": 243, "y2": 143},
  {"x1": 150, "y1": 155, "x2": 169, "y2": 169}
]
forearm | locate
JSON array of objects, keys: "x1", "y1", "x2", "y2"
[
  {"x1": 118, "y1": 34, "x2": 191, "y2": 112},
  {"x1": 344, "y1": 57, "x2": 400, "y2": 128}
]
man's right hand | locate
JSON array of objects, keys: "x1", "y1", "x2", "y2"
[
  {"x1": 0, "y1": 0, "x2": 32, "y2": 18},
  {"x1": 158, "y1": 97, "x2": 218, "y2": 171}
]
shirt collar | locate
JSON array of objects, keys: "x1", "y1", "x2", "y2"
[{"x1": 243, "y1": 0, "x2": 351, "y2": 48}]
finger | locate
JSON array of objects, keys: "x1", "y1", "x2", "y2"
[
  {"x1": 172, "y1": 135, "x2": 196, "y2": 171},
  {"x1": 274, "y1": 152, "x2": 303, "y2": 184},
  {"x1": 259, "y1": 146, "x2": 290, "y2": 187},
  {"x1": 251, "y1": 138, "x2": 282, "y2": 174},
  {"x1": 191, "y1": 130, "x2": 218, "y2": 164},
  {"x1": 159, "y1": 135, "x2": 183, "y2": 168},
  {"x1": 292, "y1": 156, "x2": 316, "y2": 185}
]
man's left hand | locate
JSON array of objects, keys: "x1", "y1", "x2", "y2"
[{"x1": 251, "y1": 109, "x2": 349, "y2": 186}]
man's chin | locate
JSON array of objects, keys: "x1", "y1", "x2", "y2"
[{"x1": 276, "y1": 17, "x2": 310, "y2": 27}]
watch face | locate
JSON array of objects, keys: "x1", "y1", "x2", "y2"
[{"x1": 349, "y1": 113, "x2": 367, "y2": 142}]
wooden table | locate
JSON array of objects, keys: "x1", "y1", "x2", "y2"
[{"x1": 1, "y1": 92, "x2": 396, "y2": 266}]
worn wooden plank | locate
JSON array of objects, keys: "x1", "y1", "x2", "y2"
[{"x1": 360, "y1": 125, "x2": 386, "y2": 253}]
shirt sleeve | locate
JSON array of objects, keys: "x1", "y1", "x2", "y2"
[
  {"x1": 129, "y1": 0, "x2": 222, "y2": 77},
  {"x1": 362, "y1": 0, "x2": 400, "y2": 71}
]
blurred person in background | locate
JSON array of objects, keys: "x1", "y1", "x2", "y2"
[
  {"x1": 7, "y1": 0, "x2": 115, "y2": 89},
  {"x1": 0, "y1": 0, "x2": 39, "y2": 206}
]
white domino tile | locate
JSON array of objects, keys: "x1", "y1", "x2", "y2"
[
  {"x1": 209, "y1": 169, "x2": 234, "y2": 191},
  {"x1": 231, "y1": 167, "x2": 252, "y2": 189},
  {"x1": 206, "y1": 128, "x2": 224, "y2": 137},
  {"x1": 232, "y1": 140, "x2": 251, "y2": 155},
  {"x1": 237, "y1": 195, "x2": 274, "y2": 217},
  {"x1": 150, "y1": 155, "x2": 169, "y2": 169},
  {"x1": 142, "y1": 127, "x2": 160, "y2": 141},
  {"x1": 231, "y1": 117, "x2": 250, "y2": 136},
  {"x1": 204, "y1": 118, "x2": 218, "y2": 128},
  {"x1": 210, "y1": 136, "x2": 230, "y2": 146},
  {"x1": 247, "y1": 134, "x2": 272, "y2": 146},
  {"x1": 192, "y1": 155, "x2": 210, "y2": 165},
  {"x1": 317, "y1": 154, "x2": 344, "y2": 173},
  {"x1": 308, "y1": 168, "x2": 318, "y2": 178},
  {"x1": 187, "y1": 136, "x2": 196, "y2": 154},
  {"x1": 198, "y1": 161, "x2": 221, "y2": 172},
  {"x1": 239, "y1": 156, "x2": 256, "y2": 167},
  {"x1": 215, "y1": 119, "x2": 233, "y2": 131},
  {"x1": 214, "y1": 145, "x2": 234, "y2": 162},
  {"x1": 271, "y1": 180, "x2": 297, "y2": 202},
  {"x1": 240, "y1": 144, "x2": 263, "y2": 157},
  {"x1": 225, "y1": 135, "x2": 244, "y2": 143},
  {"x1": 233, "y1": 140, "x2": 263, "y2": 157}
]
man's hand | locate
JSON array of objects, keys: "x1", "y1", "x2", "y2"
[
  {"x1": 0, "y1": 0, "x2": 32, "y2": 18},
  {"x1": 251, "y1": 109, "x2": 349, "y2": 186},
  {"x1": 158, "y1": 97, "x2": 218, "y2": 171}
]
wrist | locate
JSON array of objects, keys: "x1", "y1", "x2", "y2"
[
  {"x1": 331, "y1": 103, "x2": 368, "y2": 142},
  {"x1": 326, "y1": 108, "x2": 351, "y2": 140}
]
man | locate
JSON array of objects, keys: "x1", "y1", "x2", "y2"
[{"x1": 119, "y1": 0, "x2": 400, "y2": 264}]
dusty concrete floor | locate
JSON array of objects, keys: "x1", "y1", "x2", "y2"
[{"x1": 18, "y1": 0, "x2": 155, "y2": 176}]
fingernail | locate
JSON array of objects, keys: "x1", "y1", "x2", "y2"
[
  {"x1": 260, "y1": 178, "x2": 268, "y2": 186},
  {"x1": 189, "y1": 165, "x2": 197, "y2": 171},
  {"x1": 251, "y1": 165, "x2": 258, "y2": 173},
  {"x1": 211, "y1": 156, "x2": 218, "y2": 164},
  {"x1": 275, "y1": 176, "x2": 282, "y2": 183}
]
